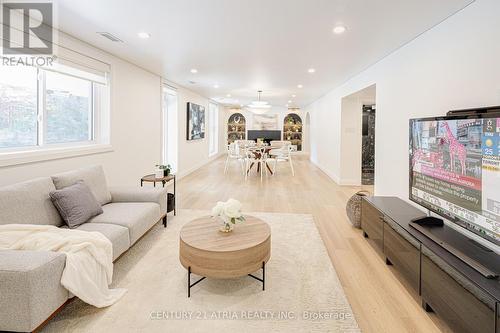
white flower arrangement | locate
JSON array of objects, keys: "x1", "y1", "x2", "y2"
[{"x1": 211, "y1": 199, "x2": 246, "y2": 232}]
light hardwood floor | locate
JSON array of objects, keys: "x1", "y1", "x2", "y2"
[{"x1": 177, "y1": 154, "x2": 450, "y2": 333}]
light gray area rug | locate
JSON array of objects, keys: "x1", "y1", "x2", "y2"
[{"x1": 42, "y1": 210, "x2": 360, "y2": 333}]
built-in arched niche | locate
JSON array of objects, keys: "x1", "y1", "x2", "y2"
[
  {"x1": 227, "y1": 113, "x2": 246, "y2": 144},
  {"x1": 283, "y1": 113, "x2": 303, "y2": 151}
]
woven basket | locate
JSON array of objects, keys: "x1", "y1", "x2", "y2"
[{"x1": 346, "y1": 191, "x2": 370, "y2": 228}]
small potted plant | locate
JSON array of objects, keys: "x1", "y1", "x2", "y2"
[{"x1": 156, "y1": 164, "x2": 172, "y2": 177}]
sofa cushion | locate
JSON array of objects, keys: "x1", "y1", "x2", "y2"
[
  {"x1": 0, "y1": 250, "x2": 68, "y2": 332},
  {"x1": 52, "y1": 165, "x2": 112, "y2": 206},
  {"x1": 50, "y1": 181, "x2": 103, "y2": 228},
  {"x1": 73, "y1": 223, "x2": 130, "y2": 261},
  {"x1": 90, "y1": 203, "x2": 161, "y2": 245},
  {"x1": 0, "y1": 177, "x2": 63, "y2": 227}
]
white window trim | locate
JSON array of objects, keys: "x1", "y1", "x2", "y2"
[
  {"x1": 208, "y1": 102, "x2": 219, "y2": 157},
  {"x1": 0, "y1": 143, "x2": 113, "y2": 167}
]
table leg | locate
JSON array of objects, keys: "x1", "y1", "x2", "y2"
[
  {"x1": 263, "y1": 261, "x2": 265, "y2": 290},
  {"x1": 187, "y1": 266, "x2": 206, "y2": 298},
  {"x1": 174, "y1": 176, "x2": 176, "y2": 216},
  {"x1": 163, "y1": 215, "x2": 167, "y2": 228},
  {"x1": 265, "y1": 162, "x2": 273, "y2": 175},
  {"x1": 162, "y1": 180, "x2": 166, "y2": 188},
  {"x1": 141, "y1": 180, "x2": 143, "y2": 187},
  {"x1": 247, "y1": 162, "x2": 255, "y2": 175},
  {"x1": 248, "y1": 261, "x2": 266, "y2": 291}
]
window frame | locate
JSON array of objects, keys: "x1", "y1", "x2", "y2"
[
  {"x1": 0, "y1": 64, "x2": 111, "y2": 165},
  {"x1": 161, "y1": 85, "x2": 178, "y2": 172},
  {"x1": 41, "y1": 69, "x2": 95, "y2": 146},
  {"x1": 208, "y1": 102, "x2": 219, "y2": 157}
]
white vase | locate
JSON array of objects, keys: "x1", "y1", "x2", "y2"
[{"x1": 155, "y1": 169, "x2": 163, "y2": 178}]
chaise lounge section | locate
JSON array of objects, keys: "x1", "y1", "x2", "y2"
[{"x1": 0, "y1": 166, "x2": 168, "y2": 332}]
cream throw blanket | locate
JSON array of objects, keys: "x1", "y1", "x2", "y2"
[{"x1": 0, "y1": 224, "x2": 127, "y2": 307}]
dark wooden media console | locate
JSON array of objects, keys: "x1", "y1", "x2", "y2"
[{"x1": 361, "y1": 196, "x2": 500, "y2": 333}]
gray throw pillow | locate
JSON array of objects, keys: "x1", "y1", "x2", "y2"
[{"x1": 49, "y1": 181, "x2": 103, "y2": 228}]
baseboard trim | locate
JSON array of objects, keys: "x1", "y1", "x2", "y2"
[
  {"x1": 339, "y1": 179, "x2": 362, "y2": 186},
  {"x1": 310, "y1": 160, "x2": 341, "y2": 184},
  {"x1": 176, "y1": 152, "x2": 225, "y2": 181}
]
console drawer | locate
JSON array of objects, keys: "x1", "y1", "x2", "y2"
[
  {"x1": 361, "y1": 199, "x2": 384, "y2": 254},
  {"x1": 421, "y1": 246, "x2": 495, "y2": 333},
  {"x1": 383, "y1": 218, "x2": 420, "y2": 293}
]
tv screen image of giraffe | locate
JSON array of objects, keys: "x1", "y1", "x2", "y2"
[{"x1": 410, "y1": 117, "x2": 500, "y2": 245}]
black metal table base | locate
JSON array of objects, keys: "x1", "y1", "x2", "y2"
[
  {"x1": 141, "y1": 175, "x2": 176, "y2": 229},
  {"x1": 187, "y1": 261, "x2": 266, "y2": 297}
]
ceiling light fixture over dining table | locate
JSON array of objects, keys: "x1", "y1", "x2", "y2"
[{"x1": 247, "y1": 90, "x2": 271, "y2": 114}]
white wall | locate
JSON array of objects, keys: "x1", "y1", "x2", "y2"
[
  {"x1": 175, "y1": 86, "x2": 226, "y2": 179},
  {"x1": 305, "y1": 0, "x2": 500, "y2": 200},
  {"x1": 0, "y1": 32, "x2": 225, "y2": 186}
]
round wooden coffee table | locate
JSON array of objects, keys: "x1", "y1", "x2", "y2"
[{"x1": 179, "y1": 216, "x2": 271, "y2": 297}]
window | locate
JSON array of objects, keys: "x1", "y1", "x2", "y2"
[
  {"x1": 45, "y1": 71, "x2": 93, "y2": 144},
  {"x1": 208, "y1": 102, "x2": 219, "y2": 156},
  {"x1": 0, "y1": 66, "x2": 38, "y2": 148},
  {"x1": 0, "y1": 63, "x2": 109, "y2": 153},
  {"x1": 162, "y1": 85, "x2": 178, "y2": 172}
]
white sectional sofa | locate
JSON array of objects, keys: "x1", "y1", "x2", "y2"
[{"x1": 0, "y1": 165, "x2": 168, "y2": 332}]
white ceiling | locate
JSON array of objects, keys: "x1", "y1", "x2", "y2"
[{"x1": 52, "y1": 0, "x2": 473, "y2": 108}]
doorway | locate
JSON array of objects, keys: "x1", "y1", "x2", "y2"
[
  {"x1": 362, "y1": 105, "x2": 376, "y2": 185},
  {"x1": 339, "y1": 84, "x2": 376, "y2": 186}
]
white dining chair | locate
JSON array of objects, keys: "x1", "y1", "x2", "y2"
[
  {"x1": 269, "y1": 144, "x2": 295, "y2": 176},
  {"x1": 237, "y1": 140, "x2": 256, "y2": 148},
  {"x1": 270, "y1": 140, "x2": 291, "y2": 149},
  {"x1": 245, "y1": 146, "x2": 268, "y2": 182},
  {"x1": 224, "y1": 142, "x2": 245, "y2": 175}
]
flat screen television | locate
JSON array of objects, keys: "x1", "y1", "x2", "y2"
[{"x1": 409, "y1": 114, "x2": 500, "y2": 246}]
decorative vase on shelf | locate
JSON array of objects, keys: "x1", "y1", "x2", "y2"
[
  {"x1": 155, "y1": 169, "x2": 163, "y2": 178},
  {"x1": 163, "y1": 169, "x2": 170, "y2": 177}
]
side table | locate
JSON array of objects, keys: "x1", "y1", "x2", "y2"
[{"x1": 140, "y1": 174, "x2": 176, "y2": 227}]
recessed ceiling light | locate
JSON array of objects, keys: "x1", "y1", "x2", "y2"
[
  {"x1": 333, "y1": 25, "x2": 346, "y2": 34},
  {"x1": 291, "y1": 94, "x2": 296, "y2": 98},
  {"x1": 288, "y1": 100, "x2": 292, "y2": 103},
  {"x1": 190, "y1": 68, "x2": 198, "y2": 74},
  {"x1": 137, "y1": 32, "x2": 151, "y2": 39},
  {"x1": 226, "y1": 94, "x2": 231, "y2": 97},
  {"x1": 213, "y1": 84, "x2": 219, "y2": 89},
  {"x1": 297, "y1": 84, "x2": 303, "y2": 89},
  {"x1": 308, "y1": 68, "x2": 316, "y2": 73}
]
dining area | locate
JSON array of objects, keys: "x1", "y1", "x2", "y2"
[{"x1": 224, "y1": 140, "x2": 296, "y2": 181}]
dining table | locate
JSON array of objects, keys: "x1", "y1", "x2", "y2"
[{"x1": 246, "y1": 146, "x2": 275, "y2": 175}]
